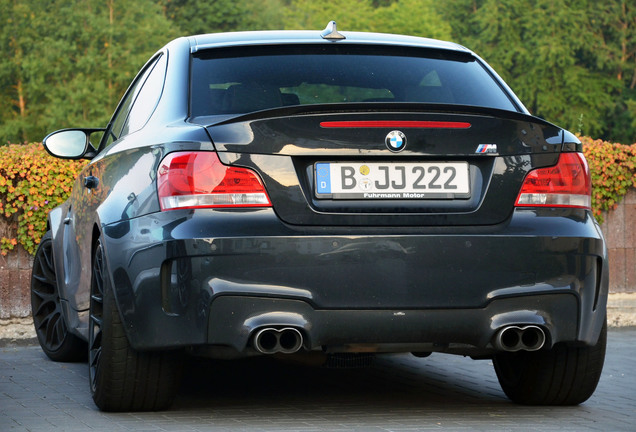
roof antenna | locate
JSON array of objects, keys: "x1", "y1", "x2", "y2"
[{"x1": 321, "y1": 21, "x2": 346, "y2": 41}]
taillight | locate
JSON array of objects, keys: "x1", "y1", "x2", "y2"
[
  {"x1": 157, "y1": 151, "x2": 271, "y2": 210},
  {"x1": 515, "y1": 152, "x2": 591, "y2": 209}
]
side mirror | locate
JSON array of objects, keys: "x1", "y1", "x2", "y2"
[{"x1": 43, "y1": 128, "x2": 103, "y2": 159}]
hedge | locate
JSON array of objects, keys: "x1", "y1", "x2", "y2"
[
  {"x1": 0, "y1": 143, "x2": 87, "y2": 255},
  {"x1": 1, "y1": 138, "x2": 635, "y2": 255},
  {"x1": 581, "y1": 136, "x2": 636, "y2": 223}
]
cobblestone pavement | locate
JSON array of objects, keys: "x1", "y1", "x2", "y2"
[{"x1": 1, "y1": 328, "x2": 634, "y2": 431}]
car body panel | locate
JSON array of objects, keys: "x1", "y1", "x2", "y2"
[
  {"x1": 188, "y1": 30, "x2": 470, "y2": 54},
  {"x1": 50, "y1": 123, "x2": 213, "y2": 321},
  {"x1": 203, "y1": 109, "x2": 563, "y2": 226},
  {"x1": 42, "y1": 28, "x2": 607, "y2": 360},
  {"x1": 95, "y1": 206, "x2": 606, "y2": 353}
]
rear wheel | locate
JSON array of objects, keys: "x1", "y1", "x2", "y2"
[
  {"x1": 30, "y1": 231, "x2": 86, "y2": 362},
  {"x1": 493, "y1": 319, "x2": 607, "y2": 405},
  {"x1": 89, "y1": 239, "x2": 181, "y2": 411}
]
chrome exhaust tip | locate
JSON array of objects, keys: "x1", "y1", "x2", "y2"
[
  {"x1": 253, "y1": 328, "x2": 280, "y2": 354},
  {"x1": 520, "y1": 325, "x2": 546, "y2": 351},
  {"x1": 253, "y1": 327, "x2": 304, "y2": 354},
  {"x1": 278, "y1": 328, "x2": 303, "y2": 354},
  {"x1": 494, "y1": 325, "x2": 546, "y2": 352}
]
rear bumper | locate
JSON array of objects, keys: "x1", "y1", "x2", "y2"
[
  {"x1": 100, "y1": 207, "x2": 608, "y2": 353},
  {"x1": 206, "y1": 294, "x2": 583, "y2": 355}
]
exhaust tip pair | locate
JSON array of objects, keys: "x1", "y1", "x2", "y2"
[
  {"x1": 253, "y1": 327, "x2": 304, "y2": 354},
  {"x1": 494, "y1": 325, "x2": 546, "y2": 352}
]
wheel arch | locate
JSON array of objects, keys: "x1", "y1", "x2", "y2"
[
  {"x1": 90, "y1": 222, "x2": 139, "y2": 349},
  {"x1": 44, "y1": 206, "x2": 83, "y2": 340}
]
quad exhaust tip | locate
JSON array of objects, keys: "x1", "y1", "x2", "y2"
[
  {"x1": 253, "y1": 327, "x2": 304, "y2": 354},
  {"x1": 494, "y1": 325, "x2": 546, "y2": 352}
]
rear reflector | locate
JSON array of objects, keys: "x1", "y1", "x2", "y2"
[
  {"x1": 319, "y1": 120, "x2": 471, "y2": 129},
  {"x1": 157, "y1": 151, "x2": 271, "y2": 210},
  {"x1": 515, "y1": 152, "x2": 591, "y2": 209}
]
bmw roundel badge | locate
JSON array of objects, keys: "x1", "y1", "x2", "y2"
[{"x1": 385, "y1": 130, "x2": 406, "y2": 152}]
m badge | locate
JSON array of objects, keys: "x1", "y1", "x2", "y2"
[{"x1": 476, "y1": 144, "x2": 498, "y2": 154}]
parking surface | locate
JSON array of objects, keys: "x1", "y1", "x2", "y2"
[{"x1": 1, "y1": 328, "x2": 635, "y2": 431}]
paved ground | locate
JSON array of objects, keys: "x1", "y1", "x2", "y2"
[{"x1": 1, "y1": 328, "x2": 634, "y2": 431}]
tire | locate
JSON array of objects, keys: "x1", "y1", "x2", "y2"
[
  {"x1": 89, "y1": 239, "x2": 181, "y2": 411},
  {"x1": 30, "y1": 231, "x2": 86, "y2": 362},
  {"x1": 493, "y1": 319, "x2": 607, "y2": 405}
]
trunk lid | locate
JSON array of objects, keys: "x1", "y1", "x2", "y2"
[{"x1": 203, "y1": 106, "x2": 564, "y2": 227}]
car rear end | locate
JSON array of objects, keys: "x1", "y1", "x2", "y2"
[
  {"x1": 131, "y1": 36, "x2": 606, "y2": 359},
  {"x1": 34, "y1": 27, "x2": 608, "y2": 411}
]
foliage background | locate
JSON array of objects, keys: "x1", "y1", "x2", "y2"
[
  {"x1": 0, "y1": 143, "x2": 86, "y2": 255},
  {"x1": 1, "y1": 0, "x2": 634, "y2": 145},
  {"x1": 1, "y1": 0, "x2": 635, "y2": 254},
  {"x1": 582, "y1": 136, "x2": 636, "y2": 223},
  {"x1": 1, "y1": 138, "x2": 634, "y2": 255}
]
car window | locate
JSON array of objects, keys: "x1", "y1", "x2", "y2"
[
  {"x1": 121, "y1": 54, "x2": 167, "y2": 136},
  {"x1": 102, "y1": 54, "x2": 163, "y2": 149},
  {"x1": 190, "y1": 45, "x2": 518, "y2": 117}
]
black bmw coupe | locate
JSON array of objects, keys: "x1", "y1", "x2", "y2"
[{"x1": 33, "y1": 22, "x2": 607, "y2": 411}]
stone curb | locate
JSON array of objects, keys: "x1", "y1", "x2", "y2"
[
  {"x1": 2, "y1": 293, "x2": 635, "y2": 346},
  {"x1": 607, "y1": 293, "x2": 636, "y2": 327}
]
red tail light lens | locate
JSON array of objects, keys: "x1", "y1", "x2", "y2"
[
  {"x1": 157, "y1": 151, "x2": 271, "y2": 210},
  {"x1": 515, "y1": 152, "x2": 591, "y2": 209}
]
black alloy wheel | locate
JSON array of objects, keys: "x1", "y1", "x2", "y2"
[
  {"x1": 89, "y1": 238, "x2": 181, "y2": 412},
  {"x1": 88, "y1": 239, "x2": 105, "y2": 397},
  {"x1": 30, "y1": 231, "x2": 86, "y2": 361}
]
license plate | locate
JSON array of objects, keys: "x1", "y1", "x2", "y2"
[{"x1": 315, "y1": 162, "x2": 470, "y2": 199}]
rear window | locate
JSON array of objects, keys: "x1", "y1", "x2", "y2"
[{"x1": 190, "y1": 45, "x2": 517, "y2": 117}]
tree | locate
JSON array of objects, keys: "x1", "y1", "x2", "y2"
[
  {"x1": 162, "y1": 0, "x2": 246, "y2": 35},
  {"x1": 438, "y1": 0, "x2": 619, "y2": 138},
  {"x1": 284, "y1": 0, "x2": 375, "y2": 31},
  {"x1": 162, "y1": 0, "x2": 289, "y2": 34},
  {"x1": 242, "y1": 0, "x2": 290, "y2": 30},
  {"x1": 1, "y1": 0, "x2": 634, "y2": 144},
  {"x1": 0, "y1": 0, "x2": 178, "y2": 144},
  {"x1": 283, "y1": 0, "x2": 451, "y2": 40},
  {"x1": 0, "y1": 0, "x2": 41, "y2": 143},
  {"x1": 374, "y1": 0, "x2": 452, "y2": 40},
  {"x1": 595, "y1": 0, "x2": 636, "y2": 143}
]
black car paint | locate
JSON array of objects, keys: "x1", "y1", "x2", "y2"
[
  {"x1": 49, "y1": 123, "x2": 213, "y2": 318},
  {"x1": 46, "y1": 32, "x2": 606, "y2": 359},
  {"x1": 204, "y1": 107, "x2": 565, "y2": 226},
  {"x1": 97, "y1": 205, "x2": 605, "y2": 354}
]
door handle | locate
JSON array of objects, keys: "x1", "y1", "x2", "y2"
[{"x1": 83, "y1": 176, "x2": 99, "y2": 189}]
